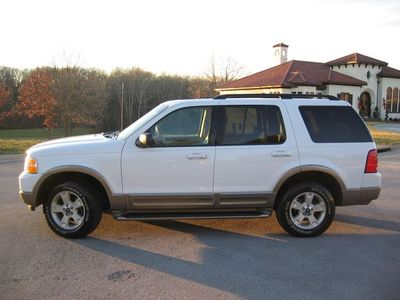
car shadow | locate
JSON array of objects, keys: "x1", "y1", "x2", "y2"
[{"x1": 75, "y1": 219, "x2": 400, "y2": 299}]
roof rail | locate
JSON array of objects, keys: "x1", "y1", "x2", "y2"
[{"x1": 213, "y1": 94, "x2": 338, "y2": 100}]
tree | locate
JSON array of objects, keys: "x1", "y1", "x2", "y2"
[
  {"x1": 105, "y1": 68, "x2": 153, "y2": 130},
  {"x1": 204, "y1": 55, "x2": 244, "y2": 96},
  {"x1": 150, "y1": 74, "x2": 189, "y2": 105},
  {"x1": 0, "y1": 82, "x2": 10, "y2": 108},
  {"x1": 16, "y1": 68, "x2": 56, "y2": 136},
  {"x1": 51, "y1": 66, "x2": 107, "y2": 136},
  {"x1": 0, "y1": 67, "x2": 27, "y2": 127},
  {"x1": 187, "y1": 76, "x2": 213, "y2": 98}
]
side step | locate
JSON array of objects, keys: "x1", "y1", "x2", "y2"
[{"x1": 113, "y1": 210, "x2": 272, "y2": 221}]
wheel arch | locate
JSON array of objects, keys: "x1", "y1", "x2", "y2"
[
  {"x1": 273, "y1": 166, "x2": 345, "y2": 208},
  {"x1": 33, "y1": 166, "x2": 124, "y2": 210}
]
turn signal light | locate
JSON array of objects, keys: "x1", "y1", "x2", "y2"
[
  {"x1": 25, "y1": 157, "x2": 38, "y2": 174},
  {"x1": 364, "y1": 149, "x2": 378, "y2": 173}
]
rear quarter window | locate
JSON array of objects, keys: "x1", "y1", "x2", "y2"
[{"x1": 299, "y1": 106, "x2": 373, "y2": 143}]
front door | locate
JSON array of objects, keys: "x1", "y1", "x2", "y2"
[
  {"x1": 360, "y1": 92, "x2": 371, "y2": 117},
  {"x1": 121, "y1": 105, "x2": 216, "y2": 210}
]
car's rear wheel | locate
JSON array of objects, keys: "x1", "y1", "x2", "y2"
[
  {"x1": 276, "y1": 182, "x2": 335, "y2": 237},
  {"x1": 43, "y1": 181, "x2": 102, "y2": 238}
]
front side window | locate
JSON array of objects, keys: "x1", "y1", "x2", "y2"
[
  {"x1": 220, "y1": 105, "x2": 286, "y2": 145},
  {"x1": 148, "y1": 106, "x2": 212, "y2": 147}
]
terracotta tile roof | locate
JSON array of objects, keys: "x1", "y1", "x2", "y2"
[
  {"x1": 378, "y1": 66, "x2": 400, "y2": 79},
  {"x1": 219, "y1": 60, "x2": 366, "y2": 90},
  {"x1": 326, "y1": 53, "x2": 388, "y2": 66},
  {"x1": 273, "y1": 43, "x2": 289, "y2": 48}
]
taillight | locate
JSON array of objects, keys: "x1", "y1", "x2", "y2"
[{"x1": 365, "y1": 149, "x2": 378, "y2": 173}]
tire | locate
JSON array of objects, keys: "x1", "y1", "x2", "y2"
[
  {"x1": 276, "y1": 182, "x2": 335, "y2": 237},
  {"x1": 43, "y1": 181, "x2": 103, "y2": 238}
]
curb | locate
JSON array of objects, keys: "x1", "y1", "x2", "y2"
[{"x1": 377, "y1": 146, "x2": 391, "y2": 153}]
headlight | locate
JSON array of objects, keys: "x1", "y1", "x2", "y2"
[{"x1": 24, "y1": 156, "x2": 38, "y2": 174}]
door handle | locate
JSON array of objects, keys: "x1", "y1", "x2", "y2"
[
  {"x1": 271, "y1": 150, "x2": 292, "y2": 157},
  {"x1": 187, "y1": 153, "x2": 208, "y2": 159}
]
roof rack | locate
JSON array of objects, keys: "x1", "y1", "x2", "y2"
[{"x1": 213, "y1": 94, "x2": 338, "y2": 100}]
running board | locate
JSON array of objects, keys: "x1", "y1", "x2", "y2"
[{"x1": 113, "y1": 210, "x2": 272, "y2": 221}]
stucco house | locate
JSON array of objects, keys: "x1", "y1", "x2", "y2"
[{"x1": 217, "y1": 43, "x2": 400, "y2": 120}]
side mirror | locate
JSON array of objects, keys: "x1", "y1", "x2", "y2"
[{"x1": 136, "y1": 133, "x2": 154, "y2": 147}]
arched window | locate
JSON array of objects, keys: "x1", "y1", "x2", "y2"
[
  {"x1": 393, "y1": 88, "x2": 399, "y2": 113},
  {"x1": 386, "y1": 87, "x2": 392, "y2": 112}
]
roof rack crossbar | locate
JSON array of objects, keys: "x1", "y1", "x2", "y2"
[{"x1": 213, "y1": 94, "x2": 338, "y2": 100}]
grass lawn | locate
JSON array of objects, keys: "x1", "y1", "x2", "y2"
[
  {"x1": 368, "y1": 126, "x2": 400, "y2": 145},
  {"x1": 0, "y1": 128, "x2": 95, "y2": 154}
]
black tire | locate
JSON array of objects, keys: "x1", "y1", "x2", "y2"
[
  {"x1": 43, "y1": 181, "x2": 103, "y2": 238},
  {"x1": 276, "y1": 182, "x2": 335, "y2": 237}
]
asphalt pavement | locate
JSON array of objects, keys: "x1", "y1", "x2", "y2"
[{"x1": 0, "y1": 150, "x2": 399, "y2": 300}]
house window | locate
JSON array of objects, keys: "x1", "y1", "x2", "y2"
[
  {"x1": 337, "y1": 93, "x2": 353, "y2": 105},
  {"x1": 393, "y1": 88, "x2": 399, "y2": 113},
  {"x1": 386, "y1": 87, "x2": 393, "y2": 112}
]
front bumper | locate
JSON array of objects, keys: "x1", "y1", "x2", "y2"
[
  {"x1": 19, "y1": 192, "x2": 36, "y2": 210},
  {"x1": 18, "y1": 171, "x2": 41, "y2": 210}
]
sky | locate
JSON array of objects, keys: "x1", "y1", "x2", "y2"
[{"x1": 1, "y1": 0, "x2": 400, "y2": 76}]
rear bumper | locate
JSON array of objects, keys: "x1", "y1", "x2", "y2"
[{"x1": 340, "y1": 187, "x2": 381, "y2": 206}]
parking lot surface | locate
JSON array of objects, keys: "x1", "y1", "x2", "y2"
[{"x1": 1, "y1": 150, "x2": 399, "y2": 299}]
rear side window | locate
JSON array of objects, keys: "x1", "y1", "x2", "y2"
[
  {"x1": 220, "y1": 105, "x2": 286, "y2": 145},
  {"x1": 299, "y1": 106, "x2": 372, "y2": 143}
]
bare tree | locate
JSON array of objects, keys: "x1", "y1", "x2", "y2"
[{"x1": 205, "y1": 54, "x2": 245, "y2": 94}]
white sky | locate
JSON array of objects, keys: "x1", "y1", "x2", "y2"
[{"x1": 1, "y1": 0, "x2": 400, "y2": 76}]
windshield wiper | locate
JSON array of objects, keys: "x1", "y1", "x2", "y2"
[{"x1": 103, "y1": 131, "x2": 120, "y2": 139}]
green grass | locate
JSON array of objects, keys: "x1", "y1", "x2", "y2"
[
  {"x1": 0, "y1": 128, "x2": 95, "y2": 154},
  {"x1": 368, "y1": 127, "x2": 400, "y2": 145}
]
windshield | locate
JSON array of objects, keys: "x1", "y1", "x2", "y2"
[{"x1": 117, "y1": 103, "x2": 170, "y2": 139}]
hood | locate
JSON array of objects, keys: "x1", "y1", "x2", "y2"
[
  {"x1": 31, "y1": 134, "x2": 105, "y2": 148},
  {"x1": 27, "y1": 133, "x2": 122, "y2": 158}
]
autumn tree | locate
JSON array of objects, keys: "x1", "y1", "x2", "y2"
[
  {"x1": 0, "y1": 82, "x2": 10, "y2": 108},
  {"x1": 51, "y1": 66, "x2": 107, "y2": 136},
  {"x1": 0, "y1": 67, "x2": 26, "y2": 126},
  {"x1": 16, "y1": 68, "x2": 56, "y2": 136}
]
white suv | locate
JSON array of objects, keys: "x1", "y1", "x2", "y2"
[{"x1": 19, "y1": 94, "x2": 381, "y2": 238}]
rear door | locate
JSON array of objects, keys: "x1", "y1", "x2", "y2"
[{"x1": 213, "y1": 101, "x2": 299, "y2": 208}]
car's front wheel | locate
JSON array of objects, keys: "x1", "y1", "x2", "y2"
[
  {"x1": 43, "y1": 181, "x2": 102, "y2": 238},
  {"x1": 276, "y1": 182, "x2": 335, "y2": 237}
]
